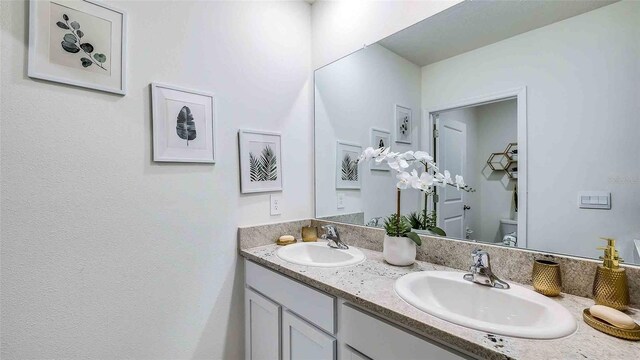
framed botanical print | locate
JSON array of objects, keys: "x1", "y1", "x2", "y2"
[
  {"x1": 28, "y1": 0, "x2": 127, "y2": 95},
  {"x1": 336, "y1": 141, "x2": 361, "y2": 190},
  {"x1": 239, "y1": 130, "x2": 283, "y2": 194},
  {"x1": 370, "y1": 128, "x2": 390, "y2": 171},
  {"x1": 151, "y1": 83, "x2": 216, "y2": 163},
  {"x1": 395, "y1": 104, "x2": 412, "y2": 144}
]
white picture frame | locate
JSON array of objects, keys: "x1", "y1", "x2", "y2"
[
  {"x1": 28, "y1": 0, "x2": 127, "y2": 95},
  {"x1": 239, "y1": 130, "x2": 283, "y2": 194},
  {"x1": 336, "y1": 141, "x2": 361, "y2": 190},
  {"x1": 151, "y1": 83, "x2": 216, "y2": 163},
  {"x1": 395, "y1": 104, "x2": 412, "y2": 144},
  {"x1": 370, "y1": 128, "x2": 391, "y2": 171}
]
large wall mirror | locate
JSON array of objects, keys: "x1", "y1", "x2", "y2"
[{"x1": 314, "y1": 0, "x2": 640, "y2": 265}]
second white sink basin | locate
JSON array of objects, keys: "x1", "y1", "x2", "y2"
[
  {"x1": 395, "y1": 271, "x2": 577, "y2": 339},
  {"x1": 276, "y1": 241, "x2": 365, "y2": 267}
]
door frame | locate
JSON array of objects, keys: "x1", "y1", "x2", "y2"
[{"x1": 422, "y1": 87, "x2": 527, "y2": 248}]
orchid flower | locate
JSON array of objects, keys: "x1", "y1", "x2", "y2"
[
  {"x1": 396, "y1": 171, "x2": 414, "y2": 189},
  {"x1": 358, "y1": 147, "x2": 377, "y2": 162},
  {"x1": 411, "y1": 171, "x2": 434, "y2": 191},
  {"x1": 413, "y1": 151, "x2": 433, "y2": 163},
  {"x1": 455, "y1": 175, "x2": 466, "y2": 190}
]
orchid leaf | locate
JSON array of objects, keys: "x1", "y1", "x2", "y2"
[
  {"x1": 405, "y1": 231, "x2": 422, "y2": 246},
  {"x1": 428, "y1": 226, "x2": 446, "y2": 236}
]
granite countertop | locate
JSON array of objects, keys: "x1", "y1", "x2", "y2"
[{"x1": 240, "y1": 243, "x2": 640, "y2": 360}]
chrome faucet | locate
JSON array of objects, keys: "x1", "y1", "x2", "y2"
[
  {"x1": 463, "y1": 249, "x2": 510, "y2": 289},
  {"x1": 321, "y1": 225, "x2": 349, "y2": 250}
]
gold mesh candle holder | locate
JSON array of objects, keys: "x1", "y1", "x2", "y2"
[
  {"x1": 301, "y1": 226, "x2": 318, "y2": 242},
  {"x1": 532, "y1": 259, "x2": 562, "y2": 296},
  {"x1": 593, "y1": 266, "x2": 629, "y2": 311}
]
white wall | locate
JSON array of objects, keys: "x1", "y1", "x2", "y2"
[
  {"x1": 315, "y1": 44, "x2": 421, "y2": 223},
  {"x1": 311, "y1": 0, "x2": 461, "y2": 69},
  {"x1": 437, "y1": 101, "x2": 517, "y2": 243},
  {"x1": 475, "y1": 100, "x2": 517, "y2": 242},
  {"x1": 421, "y1": 1, "x2": 640, "y2": 261},
  {"x1": 0, "y1": 1, "x2": 312, "y2": 359}
]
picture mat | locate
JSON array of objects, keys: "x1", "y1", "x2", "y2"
[
  {"x1": 152, "y1": 84, "x2": 215, "y2": 163},
  {"x1": 29, "y1": 0, "x2": 125, "y2": 94},
  {"x1": 48, "y1": 1, "x2": 112, "y2": 75},
  {"x1": 239, "y1": 131, "x2": 283, "y2": 193}
]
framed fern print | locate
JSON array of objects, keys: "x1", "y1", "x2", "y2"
[
  {"x1": 28, "y1": 0, "x2": 127, "y2": 95},
  {"x1": 336, "y1": 142, "x2": 361, "y2": 190},
  {"x1": 239, "y1": 130, "x2": 283, "y2": 194},
  {"x1": 151, "y1": 83, "x2": 216, "y2": 163}
]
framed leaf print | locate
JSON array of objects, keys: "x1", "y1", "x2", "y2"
[
  {"x1": 239, "y1": 130, "x2": 283, "y2": 194},
  {"x1": 395, "y1": 104, "x2": 412, "y2": 144},
  {"x1": 336, "y1": 142, "x2": 361, "y2": 190},
  {"x1": 370, "y1": 128, "x2": 390, "y2": 171},
  {"x1": 151, "y1": 83, "x2": 216, "y2": 163},
  {"x1": 28, "y1": 0, "x2": 127, "y2": 95}
]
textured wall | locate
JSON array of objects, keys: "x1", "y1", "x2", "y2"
[{"x1": 0, "y1": 1, "x2": 312, "y2": 358}]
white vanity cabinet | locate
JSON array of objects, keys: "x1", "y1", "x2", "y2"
[
  {"x1": 282, "y1": 310, "x2": 336, "y2": 360},
  {"x1": 245, "y1": 260, "x2": 337, "y2": 360},
  {"x1": 245, "y1": 288, "x2": 281, "y2": 360},
  {"x1": 244, "y1": 260, "x2": 470, "y2": 360}
]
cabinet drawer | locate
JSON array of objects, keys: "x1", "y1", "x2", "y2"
[
  {"x1": 340, "y1": 302, "x2": 470, "y2": 360},
  {"x1": 245, "y1": 260, "x2": 336, "y2": 334}
]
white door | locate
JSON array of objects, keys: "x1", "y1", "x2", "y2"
[
  {"x1": 245, "y1": 288, "x2": 281, "y2": 360},
  {"x1": 436, "y1": 116, "x2": 467, "y2": 239},
  {"x1": 282, "y1": 310, "x2": 336, "y2": 360}
]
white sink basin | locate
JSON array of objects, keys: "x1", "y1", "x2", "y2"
[
  {"x1": 276, "y1": 241, "x2": 365, "y2": 267},
  {"x1": 395, "y1": 271, "x2": 576, "y2": 339}
]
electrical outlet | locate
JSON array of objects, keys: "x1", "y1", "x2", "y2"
[
  {"x1": 270, "y1": 194, "x2": 282, "y2": 215},
  {"x1": 337, "y1": 193, "x2": 345, "y2": 209}
]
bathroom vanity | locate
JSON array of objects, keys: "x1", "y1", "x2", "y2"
[
  {"x1": 239, "y1": 223, "x2": 640, "y2": 360},
  {"x1": 244, "y1": 259, "x2": 468, "y2": 360}
]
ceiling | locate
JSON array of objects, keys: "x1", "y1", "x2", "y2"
[{"x1": 378, "y1": 0, "x2": 618, "y2": 67}]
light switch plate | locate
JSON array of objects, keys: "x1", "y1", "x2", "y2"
[
  {"x1": 337, "y1": 193, "x2": 345, "y2": 209},
  {"x1": 578, "y1": 191, "x2": 611, "y2": 209},
  {"x1": 270, "y1": 194, "x2": 282, "y2": 215}
]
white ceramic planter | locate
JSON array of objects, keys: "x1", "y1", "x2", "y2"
[{"x1": 383, "y1": 235, "x2": 416, "y2": 266}]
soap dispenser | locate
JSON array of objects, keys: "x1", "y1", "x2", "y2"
[{"x1": 593, "y1": 238, "x2": 629, "y2": 311}]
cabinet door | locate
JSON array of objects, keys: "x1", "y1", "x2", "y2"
[
  {"x1": 343, "y1": 346, "x2": 371, "y2": 360},
  {"x1": 282, "y1": 310, "x2": 336, "y2": 360},
  {"x1": 245, "y1": 288, "x2": 281, "y2": 360}
]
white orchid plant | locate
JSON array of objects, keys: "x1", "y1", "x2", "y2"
[{"x1": 358, "y1": 147, "x2": 474, "y2": 241}]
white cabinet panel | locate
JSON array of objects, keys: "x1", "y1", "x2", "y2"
[
  {"x1": 245, "y1": 287, "x2": 281, "y2": 360},
  {"x1": 283, "y1": 310, "x2": 336, "y2": 360},
  {"x1": 340, "y1": 302, "x2": 469, "y2": 360},
  {"x1": 343, "y1": 346, "x2": 371, "y2": 360},
  {"x1": 245, "y1": 260, "x2": 336, "y2": 334}
]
